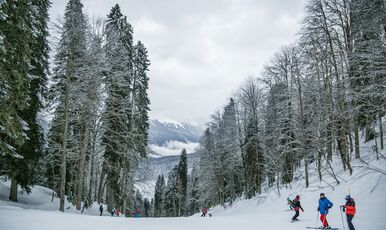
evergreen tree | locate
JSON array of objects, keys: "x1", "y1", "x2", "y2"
[
  {"x1": 163, "y1": 166, "x2": 178, "y2": 217},
  {"x1": 154, "y1": 174, "x2": 165, "y2": 217},
  {"x1": 187, "y1": 165, "x2": 200, "y2": 215},
  {"x1": 132, "y1": 41, "x2": 151, "y2": 156},
  {"x1": 143, "y1": 198, "x2": 151, "y2": 217},
  {"x1": 197, "y1": 128, "x2": 217, "y2": 207},
  {"x1": 47, "y1": 0, "x2": 88, "y2": 211},
  {"x1": 243, "y1": 120, "x2": 263, "y2": 198},
  {"x1": 102, "y1": 4, "x2": 134, "y2": 211},
  {"x1": 176, "y1": 148, "x2": 188, "y2": 216},
  {"x1": 134, "y1": 189, "x2": 143, "y2": 211},
  {"x1": 0, "y1": 0, "x2": 31, "y2": 159},
  {"x1": 0, "y1": 0, "x2": 50, "y2": 202}
]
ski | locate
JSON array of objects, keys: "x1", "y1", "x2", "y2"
[{"x1": 306, "y1": 227, "x2": 339, "y2": 230}]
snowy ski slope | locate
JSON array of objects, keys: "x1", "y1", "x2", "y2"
[{"x1": 0, "y1": 137, "x2": 385, "y2": 230}]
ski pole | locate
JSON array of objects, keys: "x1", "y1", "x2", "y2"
[
  {"x1": 315, "y1": 211, "x2": 319, "y2": 228},
  {"x1": 340, "y1": 208, "x2": 346, "y2": 230}
]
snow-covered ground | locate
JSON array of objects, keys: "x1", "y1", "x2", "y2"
[{"x1": 1, "y1": 138, "x2": 386, "y2": 229}]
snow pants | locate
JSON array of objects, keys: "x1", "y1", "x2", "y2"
[
  {"x1": 292, "y1": 210, "x2": 299, "y2": 220},
  {"x1": 346, "y1": 214, "x2": 355, "y2": 230},
  {"x1": 320, "y1": 214, "x2": 329, "y2": 227}
]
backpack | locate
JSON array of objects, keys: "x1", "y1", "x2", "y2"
[{"x1": 291, "y1": 199, "x2": 298, "y2": 208}]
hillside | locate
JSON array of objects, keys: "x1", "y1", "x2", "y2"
[
  {"x1": 1, "y1": 134, "x2": 385, "y2": 229},
  {"x1": 136, "y1": 153, "x2": 200, "y2": 198}
]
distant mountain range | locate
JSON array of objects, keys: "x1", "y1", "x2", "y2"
[
  {"x1": 147, "y1": 119, "x2": 202, "y2": 157},
  {"x1": 148, "y1": 119, "x2": 202, "y2": 145},
  {"x1": 136, "y1": 119, "x2": 202, "y2": 197}
]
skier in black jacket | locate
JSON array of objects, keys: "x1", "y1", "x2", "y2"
[{"x1": 99, "y1": 204, "x2": 103, "y2": 216}]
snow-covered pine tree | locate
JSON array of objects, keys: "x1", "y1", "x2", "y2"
[
  {"x1": 132, "y1": 40, "x2": 151, "y2": 157},
  {"x1": 186, "y1": 164, "x2": 200, "y2": 215},
  {"x1": 243, "y1": 120, "x2": 263, "y2": 197},
  {"x1": 0, "y1": 0, "x2": 50, "y2": 202},
  {"x1": 0, "y1": 0, "x2": 31, "y2": 160},
  {"x1": 134, "y1": 189, "x2": 143, "y2": 212},
  {"x1": 143, "y1": 197, "x2": 151, "y2": 217},
  {"x1": 154, "y1": 174, "x2": 165, "y2": 217},
  {"x1": 197, "y1": 99, "x2": 244, "y2": 207},
  {"x1": 47, "y1": 0, "x2": 88, "y2": 211},
  {"x1": 163, "y1": 166, "x2": 178, "y2": 217},
  {"x1": 176, "y1": 148, "x2": 188, "y2": 216},
  {"x1": 102, "y1": 4, "x2": 134, "y2": 211},
  {"x1": 198, "y1": 128, "x2": 218, "y2": 206},
  {"x1": 220, "y1": 98, "x2": 244, "y2": 201}
]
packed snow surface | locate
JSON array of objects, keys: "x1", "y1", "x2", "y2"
[{"x1": 1, "y1": 140, "x2": 386, "y2": 229}]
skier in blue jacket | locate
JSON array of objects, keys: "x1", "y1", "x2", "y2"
[{"x1": 317, "y1": 193, "x2": 333, "y2": 229}]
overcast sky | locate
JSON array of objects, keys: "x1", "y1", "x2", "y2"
[{"x1": 49, "y1": 0, "x2": 306, "y2": 125}]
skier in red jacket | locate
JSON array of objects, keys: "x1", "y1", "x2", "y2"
[
  {"x1": 290, "y1": 195, "x2": 304, "y2": 222},
  {"x1": 341, "y1": 195, "x2": 356, "y2": 230},
  {"x1": 201, "y1": 207, "x2": 208, "y2": 217}
]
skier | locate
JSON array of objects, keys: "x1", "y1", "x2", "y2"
[
  {"x1": 340, "y1": 195, "x2": 356, "y2": 230},
  {"x1": 290, "y1": 195, "x2": 304, "y2": 222},
  {"x1": 111, "y1": 208, "x2": 116, "y2": 217},
  {"x1": 125, "y1": 209, "x2": 131, "y2": 217},
  {"x1": 201, "y1": 207, "x2": 208, "y2": 217},
  {"x1": 115, "y1": 209, "x2": 120, "y2": 217},
  {"x1": 317, "y1": 193, "x2": 333, "y2": 229},
  {"x1": 99, "y1": 204, "x2": 103, "y2": 216},
  {"x1": 287, "y1": 197, "x2": 293, "y2": 210},
  {"x1": 134, "y1": 208, "x2": 142, "y2": 218}
]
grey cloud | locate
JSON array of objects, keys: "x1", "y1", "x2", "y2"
[{"x1": 50, "y1": 0, "x2": 307, "y2": 124}]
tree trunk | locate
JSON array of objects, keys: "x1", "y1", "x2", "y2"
[
  {"x1": 106, "y1": 181, "x2": 111, "y2": 212},
  {"x1": 326, "y1": 124, "x2": 333, "y2": 161},
  {"x1": 365, "y1": 126, "x2": 374, "y2": 142},
  {"x1": 51, "y1": 190, "x2": 55, "y2": 202},
  {"x1": 375, "y1": 135, "x2": 379, "y2": 160},
  {"x1": 296, "y1": 68, "x2": 308, "y2": 188},
  {"x1": 97, "y1": 165, "x2": 106, "y2": 204},
  {"x1": 9, "y1": 178, "x2": 18, "y2": 202},
  {"x1": 76, "y1": 114, "x2": 91, "y2": 210},
  {"x1": 354, "y1": 123, "x2": 360, "y2": 158},
  {"x1": 94, "y1": 164, "x2": 99, "y2": 202},
  {"x1": 122, "y1": 168, "x2": 129, "y2": 213},
  {"x1": 305, "y1": 159, "x2": 309, "y2": 188},
  {"x1": 88, "y1": 151, "x2": 95, "y2": 202},
  {"x1": 59, "y1": 73, "x2": 71, "y2": 212},
  {"x1": 317, "y1": 151, "x2": 322, "y2": 181},
  {"x1": 380, "y1": 115, "x2": 384, "y2": 150}
]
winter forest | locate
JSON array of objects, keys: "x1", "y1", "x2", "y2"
[
  {"x1": 1, "y1": 0, "x2": 151, "y2": 213},
  {"x1": 1, "y1": 0, "x2": 386, "y2": 229}
]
